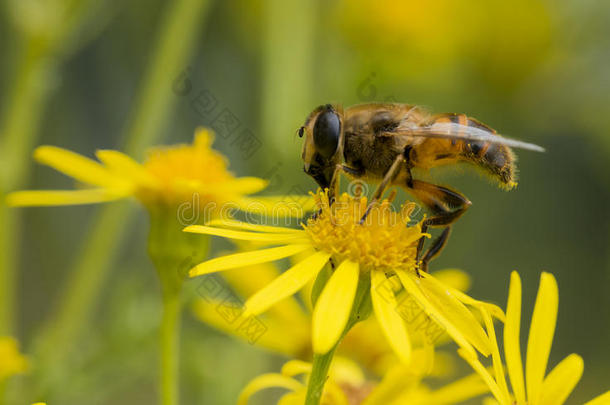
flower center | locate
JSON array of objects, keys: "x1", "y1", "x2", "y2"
[
  {"x1": 143, "y1": 129, "x2": 234, "y2": 186},
  {"x1": 139, "y1": 129, "x2": 237, "y2": 205},
  {"x1": 303, "y1": 192, "x2": 424, "y2": 272}
]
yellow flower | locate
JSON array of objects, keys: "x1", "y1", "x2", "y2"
[
  {"x1": 237, "y1": 354, "x2": 490, "y2": 405},
  {"x1": 7, "y1": 128, "x2": 311, "y2": 216},
  {"x1": 194, "y1": 260, "x2": 473, "y2": 376},
  {"x1": 459, "y1": 271, "x2": 610, "y2": 405},
  {"x1": 187, "y1": 192, "x2": 500, "y2": 363},
  {"x1": 0, "y1": 336, "x2": 29, "y2": 382}
]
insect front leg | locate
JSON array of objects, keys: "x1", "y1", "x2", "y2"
[
  {"x1": 359, "y1": 154, "x2": 404, "y2": 224},
  {"x1": 328, "y1": 164, "x2": 364, "y2": 205},
  {"x1": 407, "y1": 180, "x2": 472, "y2": 274}
]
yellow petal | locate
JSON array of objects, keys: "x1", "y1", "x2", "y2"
[
  {"x1": 330, "y1": 357, "x2": 365, "y2": 386},
  {"x1": 526, "y1": 272, "x2": 558, "y2": 405},
  {"x1": 409, "y1": 345, "x2": 434, "y2": 376},
  {"x1": 371, "y1": 271, "x2": 412, "y2": 364},
  {"x1": 425, "y1": 372, "x2": 492, "y2": 405},
  {"x1": 206, "y1": 218, "x2": 302, "y2": 233},
  {"x1": 281, "y1": 360, "x2": 312, "y2": 377},
  {"x1": 189, "y1": 244, "x2": 310, "y2": 277},
  {"x1": 278, "y1": 391, "x2": 306, "y2": 405},
  {"x1": 361, "y1": 363, "x2": 418, "y2": 405},
  {"x1": 223, "y1": 262, "x2": 309, "y2": 326},
  {"x1": 458, "y1": 348, "x2": 505, "y2": 404},
  {"x1": 504, "y1": 271, "x2": 526, "y2": 405},
  {"x1": 223, "y1": 262, "x2": 284, "y2": 296},
  {"x1": 193, "y1": 127, "x2": 214, "y2": 145},
  {"x1": 430, "y1": 350, "x2": 456, "y2": 378},
  {"x1": 259, "y1": 194, "x2": 317, "y2": 211},
  {"x1": 539, "y1": 354, "x2": 583, "y2": 405},
  {"x1": 237, "y1": 373, "x2": 302, "y2": 405},
  {"x1": 398, "y1": 270, "x2": 491, "y2": 356},
  {"x1": 236, "y1": 195, "x2": 315, "y2": 218},
  {"x1": 95, "y1": 150, "x2": 157, "y2": 187},
  {"x1": 213, "y1": 177, "x2": 268, "y2": 194},
  {"x1": 0, "y1": 337, "x2": 29, "y2": 378},
  {"x1": 584, "y1": 391, "x2": 610, "y2": 405},
  {"x1": 421, "y1": 274, "x2": 493, "y2": 354},
  {"x1": 431, "y1": 268, "x2": 471, "y2": 292},
  {"x1": 325, "y1": 382, "x2": 350, "y2": 405},
  {"x1": 245, "y1": 251, "x2": 331, "y2": 315},
  {"x1": 34, "y1": 145, "x2": 124, "y2": 188},
  {"x1": 482, "y1": 310, "x2": 511, "y2": 404},
  {"x1": 6, "y1": 189, "x2": 128, "y2": 206},
  {"x1": 184, "y1": 225, "x2": 307, "y2": 243},
  {"x1": 312, "y1": 260, "x2": 360, "y2": 354},
  {"x1": 447, "y1": 286, "x2": 506, "y2": 323}
]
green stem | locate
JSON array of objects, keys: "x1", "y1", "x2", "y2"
[
  {"x1": 0, "y1": 380, "x2": 6, "y2": 405},
  {"x1": 159, "y1": 281, "x2": 182, "y2": 405},
  {"x1": 305, "y1": 274, "x2": 372, "y2": 405},
  {"x1": 305, "y1": 348, "x2": 337, "y2": 405},
  {"x1": 0, "y1": 205, "x2": 19, "y2": 336},
  {"x1": 149, "y1": 209, "x2": 185, "y2": 405},
  {"x1": 147, "y1": 206, "x2": 210, "y2": 405},
  {"x1": 0, "y1": 38, "x2": 53, "y2": 336}
]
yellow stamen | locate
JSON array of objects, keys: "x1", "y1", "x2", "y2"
[{"x1": 303, "y1": 192, "x2": 425, "y2": 273}]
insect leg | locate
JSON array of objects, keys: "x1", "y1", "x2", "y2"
[
  {"x1": 421, "y1": 227, "x2": 451, "y2": 269},
  {"x1": 407, "y1": 180, "x2": 471, "y2": 274},
  {"x1": 329, "y1": 164, "x2": 365, "y2": 204},
  {"x1": 359, "y1": 154, "x2": 404, "y2": 224},
  {"x1": 328, "y1": 164, "x2": 342, "y2": 205}
]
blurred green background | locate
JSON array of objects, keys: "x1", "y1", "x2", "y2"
[{"x1": 1, "y1": 0, "x2": 609, "y2": 404}]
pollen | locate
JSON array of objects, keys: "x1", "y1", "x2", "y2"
[{"x1": 303, "y1": 192, "x2": 426, "y2": 273}]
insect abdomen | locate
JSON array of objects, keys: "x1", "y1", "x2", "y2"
[
  {"x1": 468, "y1": 141, "x2": 517, "y2": 189},
  {"x1": 431, "y1": 114, "x2": 517, "y2": 189}
]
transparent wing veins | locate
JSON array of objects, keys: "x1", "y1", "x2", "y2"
[{"x1": 396, "y1": 123, "x2": 545, "y2": 152}]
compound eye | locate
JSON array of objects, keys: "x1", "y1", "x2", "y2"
[
  {"x1": 313, "y1": 110, "x2": 340, "y2": 159},
  {"x1": 298, "y1": 127, "x2": 304, "y2": 138}
]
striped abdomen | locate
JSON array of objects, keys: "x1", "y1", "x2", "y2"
[{"x1": 423, "y1": 113, "x2": 517, "y2": 189}]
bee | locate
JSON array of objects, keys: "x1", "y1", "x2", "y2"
[{"x1": 298, "y1": 103, "x2": 544, "y2": 273}]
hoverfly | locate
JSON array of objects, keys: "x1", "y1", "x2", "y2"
[{"x1": 298, "y1": 103, "x2": 544, "y2": 273}]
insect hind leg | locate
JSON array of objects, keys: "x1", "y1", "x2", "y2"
[{"x1": 408, "y1": 180, "x2": 471, "y2": 274}]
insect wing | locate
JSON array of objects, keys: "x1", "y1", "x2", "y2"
[{"x1": 402, "y1": 123, "x2": 545, "y2": 152}]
